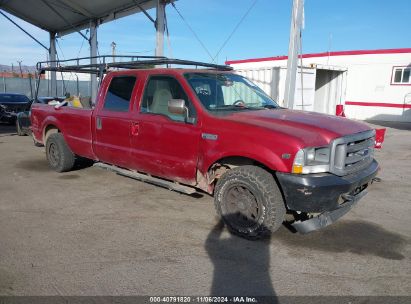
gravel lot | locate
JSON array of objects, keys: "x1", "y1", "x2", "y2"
[{"x1": 0, "y1": 122, "x2": 410, "y2": 296}]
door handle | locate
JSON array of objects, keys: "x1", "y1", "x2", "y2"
[
  {"x1": 96, "y1": 117, "x2": 102, "y2": 130},
  {"x1": 131, "y1": 122, "x2": 140, "y2": 136}
]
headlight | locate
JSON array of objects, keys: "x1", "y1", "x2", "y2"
[{"x1": 292, "y1": 146, "x2": 330, "y2": 174}]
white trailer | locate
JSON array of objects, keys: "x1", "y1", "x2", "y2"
[
  {"x1": 227, "y1": 48, "x2": 411, "y2": 122},
  {"x1": 235, "y1": 65, "x2": 347, "y2": 116}
]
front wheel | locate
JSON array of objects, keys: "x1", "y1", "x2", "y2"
[
  {"x1": 46, "y1": 133, "x2": 75, "y2": 172},
  {"x1": 214, "y1": 165, "x2": 286, "y2": 239},
  {"x1": 16, "y1": 119, "x2": 25, "y2": 136}
]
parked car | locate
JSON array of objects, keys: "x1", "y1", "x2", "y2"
[
  {"x1": 0, "y1": 103, "x2": 14, "y2": 123},
  {"x1": 0, "y1": 93, "x2": 30, "y2": 124},
  {"x1": 16, "y1": 97, "x2": 65, "y2": 136},
  {"x1": 31, "y1": 61, "x2": 379, "y2": 239}
]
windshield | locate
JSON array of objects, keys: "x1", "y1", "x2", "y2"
[{"x1": 184, "y1": 73, "x2": 279, "y2": 111}]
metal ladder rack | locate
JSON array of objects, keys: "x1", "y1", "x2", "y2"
[{"x1": 36, "y1": 55, "x2": 233, "y2": 74}]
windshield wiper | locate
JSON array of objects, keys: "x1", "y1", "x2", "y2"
[
  {"x1": 209, "y1": 105, "x2": 252, "y2": 111},
  {"x1": 262, "y1": 104, "x2": 278, "y2": 109}
]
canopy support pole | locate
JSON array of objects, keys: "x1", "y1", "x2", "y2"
[
  {"x1": 0, "y1": 10, "x2": 49, "y2": 51},
  {"x1": 49, "y1": 32, "x2": 57, "y2": 97},
  {"x1": 90, "y1": 20, "x2": 98, "y2": 104},
  {"x1": 134, "y1": 1, "x2": 155, "y2": 24},
  {"x1": 155, "y1": 0, "x2": 165, "y2": 56}
]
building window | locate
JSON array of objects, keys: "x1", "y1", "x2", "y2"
[
  {"x1": 103, "y1": 76, "x2": 136, "y2": 111},
  {"x1": 391, "y1": 67, "x2": 411, "y2": 85}
]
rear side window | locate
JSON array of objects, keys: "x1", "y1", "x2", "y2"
[{"x1": 103, "y1": 76, "x2": 136, "y2": 112}]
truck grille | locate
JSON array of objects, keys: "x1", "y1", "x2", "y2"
[{"x1": 330, "y1": 130, "x2": 375, "y2": 176}]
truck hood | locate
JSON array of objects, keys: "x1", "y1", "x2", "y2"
[{"x1": 223, "y1": 108, "x2": 372, "y2": 146}]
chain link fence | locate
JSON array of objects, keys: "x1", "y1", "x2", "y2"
[{"x1": 1, "y1": 76, "x2": 91, "y2": 99}]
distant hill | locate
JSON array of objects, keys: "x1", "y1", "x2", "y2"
[{"x1": 0, "y1": 64, "x2": 36, "y2": 73}]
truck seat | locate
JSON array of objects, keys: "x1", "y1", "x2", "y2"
[{"x1": 151, "y1": 88, "x2": 172, "y2": 116}]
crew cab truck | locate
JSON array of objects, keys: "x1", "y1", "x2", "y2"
[{"x1": 31, "y1": 57, "x2": 379, "y2": 239}]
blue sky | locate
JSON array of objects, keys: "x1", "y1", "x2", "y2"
[{"x1": 0, "y1": 0, "x2": 410, "y2": 66}]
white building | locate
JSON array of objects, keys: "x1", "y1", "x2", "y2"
[{"x1": 226, "y1": 48, "x2": 411, "y2": 122}]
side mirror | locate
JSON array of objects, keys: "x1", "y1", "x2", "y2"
[{"x1": 168, "y1": 99, "x2": 187, "y2": 115}]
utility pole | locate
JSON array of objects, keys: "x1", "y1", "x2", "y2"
[
  {"x1": 75, "y1": 74, "x2": 79, "y2": 96},
  {"x1": 284, "y1": 0, "x2": 304, "y2": 109},
  {"x1": 111, "y1": 42, "x2": 117, "y2": 62},
  {"x1": 28, "y1": 71, "x2": 33, "y2": 99},
  {"x1": 2, "y1": 70, "x2": 6, "y2": 93},
  {"x1": 327, "y1": 33, "x2": 332, "y2": 65},
  {"x1": 17, "y1": 60, "x2": 23, "y2": 78}
]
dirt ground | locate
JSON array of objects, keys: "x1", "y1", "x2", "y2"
[{"x1": 0, "y1": 122, "x2": 410, "y2": 297}]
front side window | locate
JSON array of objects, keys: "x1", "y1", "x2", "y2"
[
  {"x1": 184, "y1": 73, "x2": 279, "y2": 112},
  {"x1": 141, "y1": 76, "x2": 196, "y2": 122},
  {"x1": 392, "y1": 67, "x2": 411, "y2": 84},
  {"x1": 103, "y1": 76, "x2": 136, "y2": 112}
]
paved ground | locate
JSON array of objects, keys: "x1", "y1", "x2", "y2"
[{"x1": 0, "y1": 122, "x2": 410, "y2": 296}]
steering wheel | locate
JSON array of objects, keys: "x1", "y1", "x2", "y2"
[{"x1": 233, "y1": 100, "x2": 246, "y2": 106}]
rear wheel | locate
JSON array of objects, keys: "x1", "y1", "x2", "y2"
[
  {"x1": 214, "y1": 165, "x2": 286, "y2": 239},
  {"x1": 46, "y1": 133, "x2": 75, "y2": 172}
]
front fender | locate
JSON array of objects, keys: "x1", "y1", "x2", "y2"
[{"x1": 199, "y1": 143, "x2": 292, "y2": 174}]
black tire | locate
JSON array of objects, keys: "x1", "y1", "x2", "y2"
[
  {"x1": 214, "y1": 165, "x2": 286, "y2": 240},
  {"x1": 45, "y1": 133, "x2": 75, "y2": 172},
  {"x1": 16, "y1": 120, "x2": 25, "y2": 136}
]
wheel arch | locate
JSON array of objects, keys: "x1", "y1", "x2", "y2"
[
  {"x1": 43, "y1": 124, "x2": 60, "y2": 143},
  {"x1": 197, "y1": 155, "x2": 279, "y2": 194}
]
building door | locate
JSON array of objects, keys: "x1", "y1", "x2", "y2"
[
  {"x1": 313, "y1": 69, "x2": 346, "y2": 115},
  {"x1": 293, "y1": 67, "x2": 316, "y2": 112}
]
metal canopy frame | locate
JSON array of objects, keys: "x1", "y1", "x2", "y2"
[
  {"x1": 1, "y1": 0, "x2": 173, "y2": 99},
  {"x1": 0, "y1": 0, "x2": 164, "y2": 37}
]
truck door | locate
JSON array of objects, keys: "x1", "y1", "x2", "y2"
[
  {"x1": 93, "y1": 75, "x2": 137, "y2": 167},
  {"x1": 130, "y1": 75, "x2": 200, "y2": 185}
]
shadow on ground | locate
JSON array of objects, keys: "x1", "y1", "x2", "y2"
[
  {"x1": 15, "y1": 157, "x2": 94, "y2": 173},
  {"x1": 15, "y1": 158, "x2": 50, "y2": 172},
  {"x1": 205, "y1": 219, "x2": 278, "y2": 300},
  {"x1": 204, "y1": 218, "x2": 407, "y2": 297},
  {"x1": 274, "y1": 220, "x2": 408, "y2": 260},
  {"x1": 366, "y1": 120, "x2": 411, "y2": 131},
  {"x1": 0, "y1": 124, "x2": 17, "y2": 136}
]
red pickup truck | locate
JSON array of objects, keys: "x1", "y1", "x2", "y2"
[{"x1": 31, "y1": 59, "x2": 379, "y2": 239}]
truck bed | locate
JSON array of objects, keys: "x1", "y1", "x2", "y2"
[{"x1": 31, "y1": 104, "x2": 96, "y2": 160}]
